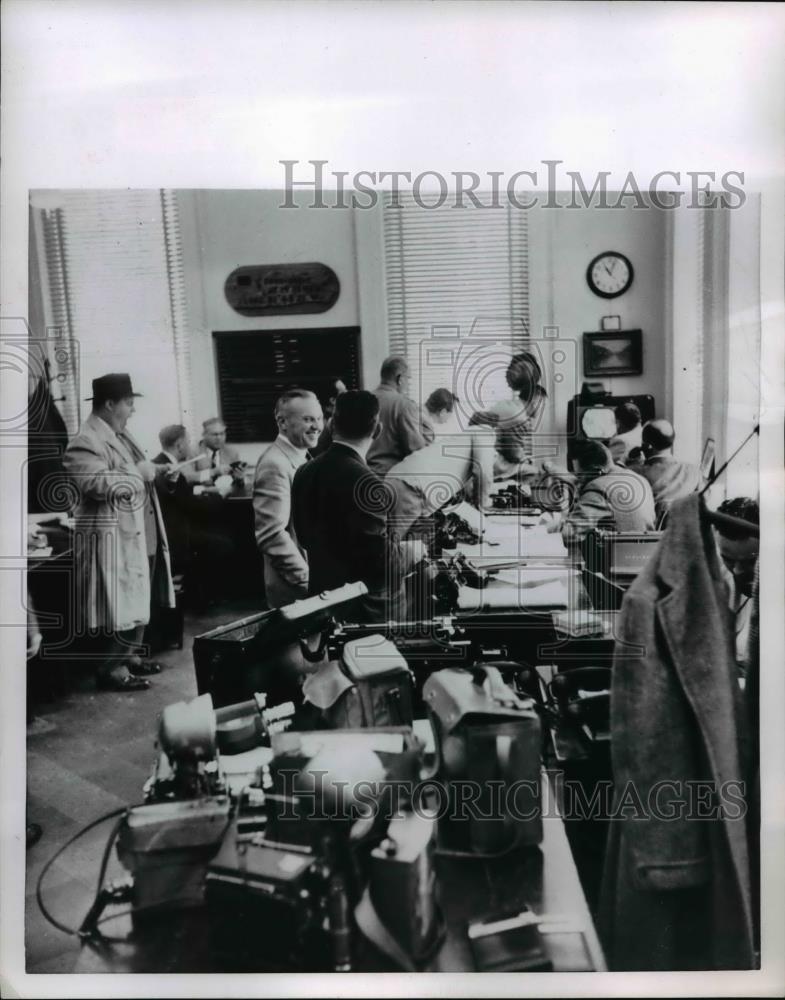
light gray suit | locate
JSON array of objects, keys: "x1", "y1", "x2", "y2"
[{"x1": 252, "y1": 435, "x2": 309, "y2": 608}]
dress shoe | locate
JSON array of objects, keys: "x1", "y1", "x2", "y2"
[
  {"x1": 128, "y1": 658, "x2": 162, "y2": 676},
  {"x1": 96, "y1": 671, "x2": 151, "y2": 692}
]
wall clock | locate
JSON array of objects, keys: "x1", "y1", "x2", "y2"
[{"x1": 586, "y1": 251, "x2": 633, "y2": 299}]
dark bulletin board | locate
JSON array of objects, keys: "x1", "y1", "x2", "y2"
[{"x1": 213, "y1": 327, "x2": 361, "y2": 442}]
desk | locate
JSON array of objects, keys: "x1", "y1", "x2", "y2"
[
  {"x1": 73, "y1": 772, "x2": 604, "y2": 974},
  {"x1": 181, "y1": 488, "x2": 265, "y2": 603},
  {"x1": 445, "y1": 516, "x2": 621, "y2": 668},
  {"x1": 27, "y1": 532, "x2": 76, "y2": 659}
]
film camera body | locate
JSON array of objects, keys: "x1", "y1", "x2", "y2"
[
  {"x1": 205, "y1": 728, "x2": 442, "y2": 971},
  {"x1": 109, "y1": 676, "x2": 443, "y2": 971}
]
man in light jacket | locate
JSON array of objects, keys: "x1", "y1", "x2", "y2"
[
  {"x1": 253, "y1": 389, "x2": 323, "y2": 608},
  {"x1": 366, "y1": 356, "x2": 434, "y2": 475},
  {"x1": 63, "y1": 374, "x2": 175, "y2": 691}
]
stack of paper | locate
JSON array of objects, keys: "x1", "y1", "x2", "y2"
[{"x1": 457, "y1": 577, "x2": 569, "y2": 611}]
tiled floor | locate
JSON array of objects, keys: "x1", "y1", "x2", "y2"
[{"x1": 25, "y1": 599, "x2": 259, "y2": 973}]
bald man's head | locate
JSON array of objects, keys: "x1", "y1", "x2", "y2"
[{"x1": 642, "y1": 419, "x2": 675, "y2": 455}]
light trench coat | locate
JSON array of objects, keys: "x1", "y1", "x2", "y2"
[{"x1": 63, "y1": 413, "x2": 175, "y2": 633}]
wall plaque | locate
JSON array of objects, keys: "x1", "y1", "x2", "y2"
[{"x1": 224, "y1": 262, "x2": 340, "y2": 316}]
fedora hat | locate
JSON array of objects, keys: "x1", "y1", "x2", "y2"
[{"x1": 85, "y1": 373, "x2": 143, "y2": 402}]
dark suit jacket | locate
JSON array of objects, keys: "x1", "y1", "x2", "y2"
[
  {"x1": 599, "y1": 494, "x2": 755, "y2": 971},
  {"x1": 27, "y1": 382, "x2": 70, "y2": 514},
  {"x1": 152, "y1": 451, "x2": 193, "y2": 572},
  {"x1": 291, "y1": 442, "x2": 404, "y2": 622}
]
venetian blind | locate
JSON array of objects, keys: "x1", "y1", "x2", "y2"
[
  {"x1": 383, "y1": 194, "x2": 530, "y2": 415},
  {"x1": 43, "y1": 190, "x2": 193, "y2": 450}
]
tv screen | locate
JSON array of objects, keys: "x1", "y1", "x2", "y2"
[{"x1": 581, "y1": 406, "x2": 617, "y2": 440}]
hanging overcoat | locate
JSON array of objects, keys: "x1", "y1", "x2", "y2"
[{"x1": 599, "y1": 494, "x2": 756, "y2": 971}]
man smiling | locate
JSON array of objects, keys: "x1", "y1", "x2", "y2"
[{"x1": 253, "y1": 389, "x2": 323, "y2": 608}]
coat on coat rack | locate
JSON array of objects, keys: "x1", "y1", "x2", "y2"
[{"x1": 599, "y1": 493, "x2": 756, "y2": 971}]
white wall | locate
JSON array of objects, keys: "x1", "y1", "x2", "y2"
[
  {"x1": 667, "y1": 197, "x2": 762, "y2": 497},
  {"x1": 173, "y1": 191, "x2": 670, "y2": 466},
  {"x1": 528, "y1": 198, "x2": 668, "y2": 464},
  {"x1": 725, "y1": 197, "x2": 761, "y2": 500},
  {"x1": 175, "y1": 189, "x2": 361, "y2": 462}
]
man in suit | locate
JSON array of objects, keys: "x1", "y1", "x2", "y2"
[
  {"x1": 366, "y1": 356, "x2": 434, "y2": 475},
  {"x1": 639, "y1": 419, "x2": 702, "y2": 524},
  {"x1": 195, "y1": 417, "x2": 245, "y2": 483},
  {"x1": 154, "y1": 423, "x2": 235, "y2": 609},
  {"x1": 292, "y1": 390, "x2": 422, "y2": 623},
  {"x1": 153, "y1": 424, "x2": 198, "y2": 573},
  {"x1": 253, "y1": 389, "x2": 323, "y2": 608},
  {"x1": 63, "y1": 374, "x2": 175, "y2": 691}
]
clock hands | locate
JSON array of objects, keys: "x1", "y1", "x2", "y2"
[{"x1": 587, "y1": 252, "x2": 632, "y2": 297}]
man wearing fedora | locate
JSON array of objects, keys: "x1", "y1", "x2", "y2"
[{"x1": 63, "y1": 374, "x2": 175, "y2": 691}]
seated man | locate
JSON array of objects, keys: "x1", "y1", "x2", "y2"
[
  {"x1": 608, "y1": 401, "x2": 643, "y2": 465},
  {"x1": 154, "y1": 423, "x2": 233, "y2": 607},
  {"x1": 561, "y1": 440, "x2": 656, "y2": 552},
  {"x1": 195, "y1": 417, "x2": 245, "y2": 483},
  {"x1": 639, "y1": 418, "x2": 702, "y2": 524},
  {"x1": 713, "y1": 496, "x2": 758, "y2": 676},
  {"x1": 292, "y1": 390, "x2": 421, "y2": 623},
  {"x1": 386, "y1": 388, "x2": 494, "y2": 540}
]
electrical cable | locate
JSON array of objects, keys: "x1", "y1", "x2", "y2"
[
  {"x1": 36, "y1": 805, "x2": 134, "y2": 937},
  {"x1": 37, "y1": 803, "x2": 234, "y2": 943}
]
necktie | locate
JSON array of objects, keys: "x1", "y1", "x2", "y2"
[{"x1": 211, "y1": 449, "x2": 219, "y2": 469}]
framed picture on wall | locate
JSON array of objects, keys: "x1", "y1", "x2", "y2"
[{"x1": 583, "y1": 329, "x2": 643, "y2": 377}]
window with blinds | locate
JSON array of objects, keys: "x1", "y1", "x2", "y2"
[
  {"x1": 382, "y1": 195, "x2": 530, "y2": 414},
  {"x1": 32, "y1": 190, "x2": 193, "y2": 450}
]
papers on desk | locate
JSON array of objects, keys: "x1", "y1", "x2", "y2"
[
  {"x1": 457, "y1": 569, "x2": 576, "y2": 611},
  {"x1": 457, "y1": 520, "x2": 568, "y2": 561},
  {"x1": 552, "y1": 610, "x2": 610, "y2": 637}
]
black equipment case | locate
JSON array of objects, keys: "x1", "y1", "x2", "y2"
[{"x1": 192, "y1": 583, "x2": 367, "y2": 708}]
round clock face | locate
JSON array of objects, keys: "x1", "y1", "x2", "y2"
[{"x1": 587, "y1": 252, "x2": 633, "y2": 299}]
